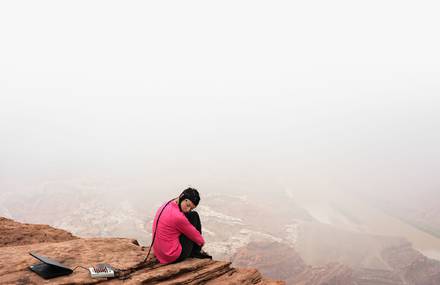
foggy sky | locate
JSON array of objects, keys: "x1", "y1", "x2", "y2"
[{"x1": 1, "y1": 1, "x2": 439, "y2": 198}]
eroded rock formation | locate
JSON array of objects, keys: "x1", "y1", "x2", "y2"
[{"x1": 0, "y1": 217, "x2": 283, "y2": 284}]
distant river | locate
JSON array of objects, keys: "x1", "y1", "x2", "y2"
[{"x1": 293, "y1": 191, "x2": 440, "y2": 261}]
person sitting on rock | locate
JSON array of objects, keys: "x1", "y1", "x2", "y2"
[{"x1": 151, "y1": 187, "x2": 212, "y2": 264}]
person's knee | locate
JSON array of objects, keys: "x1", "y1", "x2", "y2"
[
  {"x1": 186, "y1": 211, "x2": 200, "y2": 222},
  {"x1": 186, "y1": 211, "x2": 201, "y2": 231},
  {"x1": 186, "y1": 210, "x2": 199, "y2": 217}
]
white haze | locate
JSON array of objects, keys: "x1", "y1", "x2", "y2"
[{"x1": 1, "y1": 0, "x2": 440, "y2": 203}]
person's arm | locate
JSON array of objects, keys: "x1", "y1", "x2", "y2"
[{"x1": 175, "y1": 215, "x2": 205, "y2": 247}]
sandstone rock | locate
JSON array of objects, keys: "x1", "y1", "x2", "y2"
[
  {"x1": 381, "y1": 242, "x2": 440, "y2": 285},
  {"x1": 6, "y1": 215, "x2": 440, "y2": 285},
  {"x1": 289, "y1": 263, "x2": 355, "y2": 285},
  {"x1": 0, "y1": 217, "x2": 77, "y2": 247},
  {"x1": 0, "y1": 217, "x2": 284, "y2": 284},
  {"x1": 232, "y1": 241, "x2": 306, "y2": 281}
]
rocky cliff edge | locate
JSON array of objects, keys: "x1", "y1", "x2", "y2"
[{"x1": 0, "y1": 217, "x2": 284, "y2": 285}]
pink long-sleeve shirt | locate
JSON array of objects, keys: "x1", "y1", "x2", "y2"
[{"x1": 152, "y1": 200, "x2": 205, "y2": 264}]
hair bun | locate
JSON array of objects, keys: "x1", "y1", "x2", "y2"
[{"x1": 179, "y1": 187, "x2": 200, "y2": 206}]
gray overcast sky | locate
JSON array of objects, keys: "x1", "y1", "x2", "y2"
[{"x1": 1, "y1": 1, "x2": 439, "y2": 197}]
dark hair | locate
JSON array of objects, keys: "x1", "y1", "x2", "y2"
[{"x1": 178, "y1": 187, "x2": 200, "y2": 207}]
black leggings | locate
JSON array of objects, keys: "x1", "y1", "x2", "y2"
[{"x1": 174, "y1": 211, "x2": 202, "y2": 263}]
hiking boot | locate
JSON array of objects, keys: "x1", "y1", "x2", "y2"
[{"x1": 191, "y1": 250, "x2": 212, "y2": 259}]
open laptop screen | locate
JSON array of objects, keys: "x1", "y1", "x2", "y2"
[{"x1": 29, "y1": 252, "x2": 73, "y2": 279}]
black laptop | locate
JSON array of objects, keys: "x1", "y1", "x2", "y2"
[{"x1": 29, "y1": 252, "x2": 73, "y2": 279}]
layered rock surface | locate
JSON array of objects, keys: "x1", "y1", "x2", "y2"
[
  {"x1": 231, "y1": 240, "x2": 440, "y2": 284},
  {"x1": 0, "y1": 217, "x2": 77, "y2": 246},
  {"x1": 0, "y1": 217, "x2": 284, "y2": 285}
]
